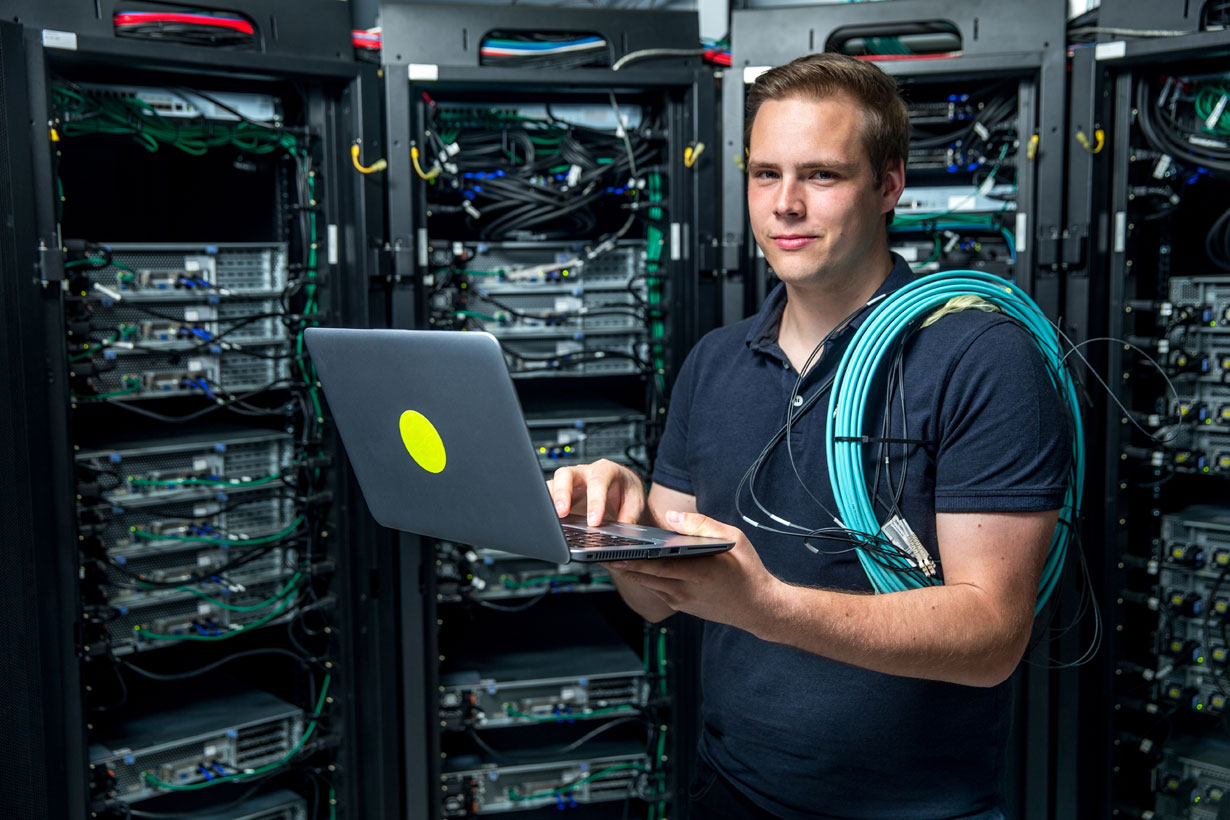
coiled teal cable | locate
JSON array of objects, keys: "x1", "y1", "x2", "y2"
[{"x1": 825, "y1": 270, "x2": 1084, "y2": 614}]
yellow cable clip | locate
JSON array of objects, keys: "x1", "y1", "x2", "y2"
[
  {"x1": 49, "y1": 127, "x2": 61, "y2": 142},
  {"x1": 683, "y1": 141, "x2": 705, "y2": 169},
  {"x1": 350, "y1": 141, "x2": 387, "y2": 174},
  {"x1": 410, "y1": 143, "x2": 440, "y2": 181},
  {"x1": 1075, "y1": 127, "x2": 1105, "y2": 154},
  {"x1": 1027, "y1": 133, "x2": 1040, "y2": 161}
]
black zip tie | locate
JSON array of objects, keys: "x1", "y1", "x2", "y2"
[{"x1": 834, "y1": 435, "x2": 931, "y2": 445}]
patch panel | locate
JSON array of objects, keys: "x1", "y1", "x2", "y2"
[
  {"x1": 75, "y1": 432, "x2": 293, "y2": 506},
  {"x1": 440, "y1": 743, "x2": 648, "y2": 817},
  {"x1": 71, "y1": 84, "x2": 281, "y2": 123},
  {"x1": 76, "y1": 298, "x2": 287, "y2": 355},
  {"x1": 525, "y1": 407, "x2": 646, "y2": 473},
  {"x1": 100, "y1": 543, "x2": 293, "y2": 607},
  {"x1": 435, "y1": 542, "x2": 612, "y2": 603},
  {"x1": 439, "y1": 642, "x2": 647, "y2": 731},
  {"x1": 82, "y1": 492, "x2": 295, "y2": 554},
  {"x1": 72, "y1": 243, "x2": 288, "y2": 298},
  {"x1": 501, "y1": 331, "x2": 647, "y2": 378},
  {"x1": 75, "y1": 346, "x2": 291, "y2": 400},
  {"x1": 89, "y1": 688, "x2": 303, "y2": 805},
  {"x1": 1154, "y1": 738, "x2": 1230, "y2": 820},
  {"x1": 107, "y1": 573, "x2": 301, "y2": 655}
]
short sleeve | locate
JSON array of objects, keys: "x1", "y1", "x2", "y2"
[
  {"x1": 932, "y1": 319, "x2": 1071, "y2": 513},
  {"x1": 651, "y1": 344, "x2": 700, "y2": 494}
]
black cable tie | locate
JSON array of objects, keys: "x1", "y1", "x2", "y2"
[{"x1": 834, "y1": 435, "x2": 931, "y2": 445}]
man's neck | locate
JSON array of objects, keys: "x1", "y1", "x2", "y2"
[{"x1": 777, "y1": 250, "x2": 894, "y2": 372}]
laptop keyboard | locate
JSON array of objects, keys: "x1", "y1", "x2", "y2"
[{"x1": 562, "y1": 526, "x2": 654, "y2": 549}]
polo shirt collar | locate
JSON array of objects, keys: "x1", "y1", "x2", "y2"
[{"x1": 744, "y1": 253, "x2": 915, "y2": 354}]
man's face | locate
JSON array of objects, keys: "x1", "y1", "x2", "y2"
[{"x1": 746, "y1": 94, "x2": 902, "y2": 290}]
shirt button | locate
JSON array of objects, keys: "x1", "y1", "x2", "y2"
[
  {"x1": 782, "y1": 361, "x2": 790, "y2": 369},
  {"x1": 793, "y1": 395, "x2": 803, "y2": 407}
]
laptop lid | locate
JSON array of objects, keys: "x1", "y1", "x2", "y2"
[{"x1": 303, "y1": 327, "x2": 571, "y2": 563}]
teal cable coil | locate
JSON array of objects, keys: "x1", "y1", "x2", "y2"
[{"x1": 825, "y1": 270, "x2": 1084, "y2": 614}]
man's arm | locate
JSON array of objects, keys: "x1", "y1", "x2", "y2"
[{"x1": 611, "y1": 508, "x2": 1056, "y2": 687}]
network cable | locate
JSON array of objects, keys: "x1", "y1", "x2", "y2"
[{"x1": 825, "y1": 271, "x2": 1084, "y2": 612}]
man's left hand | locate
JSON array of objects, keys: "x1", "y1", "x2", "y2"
[{"x1": 602, "y1": 511, "x2": 783, "y2": 633}]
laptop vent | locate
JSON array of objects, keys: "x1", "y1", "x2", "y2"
[{"x1": 596, "y1": 549, "x2": 653, "y2": 561}]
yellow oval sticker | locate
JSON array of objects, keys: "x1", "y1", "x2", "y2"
[{"x1": 399, "y1": 410, "x2": 447, "y2": 473}]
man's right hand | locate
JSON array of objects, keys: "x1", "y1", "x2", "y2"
[{"x1": 547, "y1": 459, "x2": 647, "y2": 526}]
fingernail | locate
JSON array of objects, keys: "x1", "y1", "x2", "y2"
[
  {"x1": 588, "y1": 514, "x2": 599, "y2": 526},
  {"x1": 555, "y1": 499, "x2": 566, "y2": 514},
  {"x1": 666, "y1": 511, "x2": 682, "y2": 524},
  {"x1": 611, "y1": 561, "x2": 628, "y2": 569}
]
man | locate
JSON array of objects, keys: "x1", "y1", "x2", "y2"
[{"x1": 550, "y1": 53, "x2": 1069, "y2": 820}]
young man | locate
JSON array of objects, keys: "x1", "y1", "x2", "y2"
[{"x1": 550, "y1": 53, "x2": 1069, "y2": 820}]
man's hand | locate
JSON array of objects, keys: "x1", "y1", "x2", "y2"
[
  {"x1": 604, "y1": 510, "x2": 782, "y2": 633},
  {"x1": 547, "y1": 459, "x2": 647, "y2": 526}
]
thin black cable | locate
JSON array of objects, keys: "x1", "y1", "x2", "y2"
[{"x1": 466, "y1": 715, "x2": 643, "y2": 762}]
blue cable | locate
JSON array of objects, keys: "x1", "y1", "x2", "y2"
[{"x1": 825, "y1": 270, "x2": 1084, "y2": 613}]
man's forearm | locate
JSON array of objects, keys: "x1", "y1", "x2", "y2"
[{"x1": 751, "y1": 581, "x2": 1030, "y2": 687}]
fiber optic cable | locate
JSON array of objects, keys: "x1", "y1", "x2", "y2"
[{"x1": 825, "y1": 271, "x2": 1084, "y2": 612}]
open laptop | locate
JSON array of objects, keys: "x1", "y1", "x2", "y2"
[{"x1": 303, "y1": 328, "x2": 733, "y2": 563}]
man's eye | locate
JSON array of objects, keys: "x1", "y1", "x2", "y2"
[
  {"x1": 812, "y1": 170, "x2": 834, "y2": 181},
  {"x1": 754, "y1": 170, "x2": 778, "y2": 180}
]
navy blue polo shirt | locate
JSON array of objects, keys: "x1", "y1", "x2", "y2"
[{"x1": 652, "y1": 255, "x2": 1070, "y2": 820}]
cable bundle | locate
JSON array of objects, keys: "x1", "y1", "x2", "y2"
[
  {"x1": 826, "y1": 271, "x2": 1085, "y2": 613},
  {"x1": 113, "y1": 10, "x2": 256, "y2": 48},
  {"x1": 1137, "y1": 76, "x2": 1230, "y2": 177},
  {"x1": 479, "y1": 32, "x2": 609, "y2": 69},
  {"x1": 422, "y1": 104, "x2": 662, "y2": 240}
]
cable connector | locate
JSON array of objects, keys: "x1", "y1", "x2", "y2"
[{"x1": 880, "y1": 515, "x2": 935, "y2": 577}]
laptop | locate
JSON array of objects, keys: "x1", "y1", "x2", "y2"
[{"x1": 302, "y1": 328, "x2": 734, "y2": 563}]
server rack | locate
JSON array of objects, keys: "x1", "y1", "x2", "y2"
[
  {"x1": 2, "y1": 3, "x2": 399, "y2": 817},
  {"x1": 379, "y1": 4, "x2": 716, "y2": 817},
  {"x1": 1066, "y1": 25, "x2": 1230, "y2": 820},
  {"x1": 726, "y1": 2, "x2": 1076, "y2": 818}
]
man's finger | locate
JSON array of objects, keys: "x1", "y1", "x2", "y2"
[
  {"x1": 586, "y1": 473, "x2": 613, "y2": 526},
  {"x1": 552, "y1": 467, "x2": 577, "y2": 517}
]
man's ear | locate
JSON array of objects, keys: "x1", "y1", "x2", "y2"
[{"x1": 880, "y1": 158, "x2": 906, "y2": 214}]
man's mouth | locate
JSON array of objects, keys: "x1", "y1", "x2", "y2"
[{"x1": 771, "y1": 235, "x2": 816, "y2": 250}]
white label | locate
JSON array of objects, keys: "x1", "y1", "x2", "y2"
[
  {"x1": 184, "y1": 308, "x2": 202, "y2": 322},
  {"x1": 1014, "y1": 213, "x2": 1028, "y2": 253},
  {"x1": 556, "y1": 340, "x2": 583, "y2": 356},
  {"x1": 193, "y1": 505, "x2": 210, "y2": 517},
  {"x1": 557, "y1": 429, "x2": 582, "y2": 445},
  {"x1": 670, "y1": 222, "x2": 682, "y2": 261},
  {"x1": 891, "y1": 245, "x2": 919, "y2": 262},
  {"x1": 743, "y1": 66, "x2": 770, "y2": 84},
  {"x1": 1114, "y1": 211, "x2": 1127, "y2": 253},
  {"x1": 554, "y1": 296, "x2": 582, "y2": 312},
  {"x1": 1095, "y1": 41, "x2": 1127, "y2": 61},
  {"x1": 198, "y1": 603, "x2": 211, "y2": 615},
  {"x1": 187, "y1": 359, "x2": 204, "y2": 373},
  {"x1": 417, "y1": 228, "x2": 429, "y2": 268},
  {"x1": 204, "y1": 745, "x2": 217, "y2": 757},
  {"x1": 184, "y1": 259, "x2": 201, "y2": 272},
  {"x1": 1152, "y1": 154, "x2": 1173, "y2": 180},
  {"x1": 192, "y1": 457, "x2": 209, "y2": 472},
  {"x1": 42, "y1": 30, "x2": 78, "y2": 50},
  {"x1": 327, "y1": 224, "x2": 339, "y2": 266},
  {"x1": 408, "y1": 63, "x2": 439, "y2": 81},
  {"x1": 198, "y1": 554, "x2": 213, "y2": 566}
]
